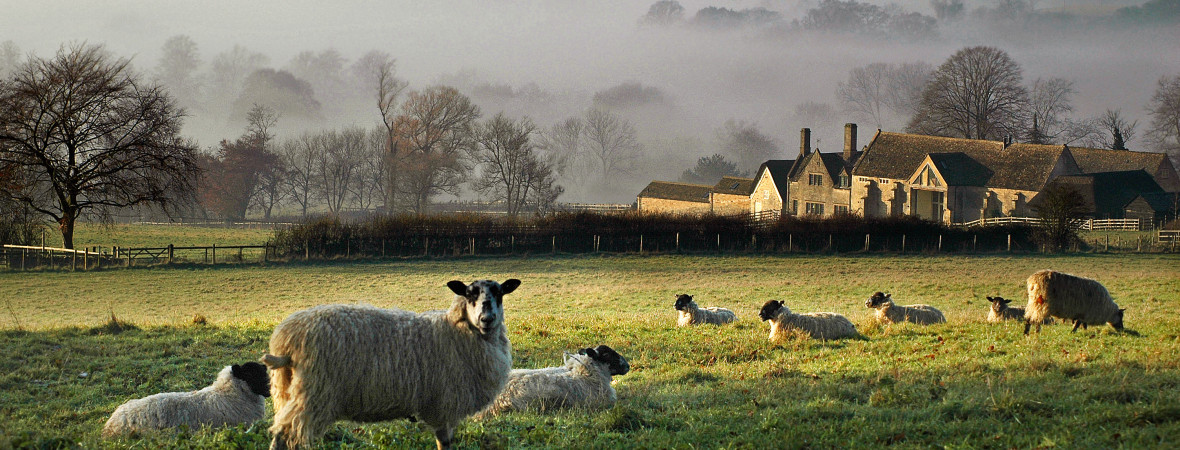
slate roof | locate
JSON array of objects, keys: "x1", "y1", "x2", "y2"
[
  {"x1": 853, "y1": 132, "x2": 1075, "y2": 191},
  {"x1": 712, "y1": 176, "x2": 756, "y2": 196},
  {"x1": 927, "y1": 153, "x2": 992, "y2": 187},
  {"x1": 789, "y1": 150, "x2": 861, "y2": 181},
  {"x1": 1130, "y1": 192, "x2": 1179, "y2": 213},
  {"x1": 1040, "y1": 170, "x2": 1163, "y2": 217},
  {"x1": 637, "y1": 181, "x2": 712, "y2": 203},
  {"x1": 1068, "y1": 147, "x2": 1169, "y2": 174}
]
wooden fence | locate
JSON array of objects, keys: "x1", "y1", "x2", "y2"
[
  {"x1": 958, "y1": 217, "x2": 1144, "y2": 231},
  {"x1": 1, "y1": 243, "x2": 271, "y2": 271}
]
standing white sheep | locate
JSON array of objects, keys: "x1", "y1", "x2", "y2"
[
  {"x1": 102, "y1": 362, "x2": 270, "y2": 436},
  {"x1": 262, "y1": 278, "x2": 520, "y2": 450},
  {"x1": 674, "y1": 294, "x2": 737, "y2": 326},
  {"x1": 865, "y1": 292, "x2": 945, "y2": 325},
  {"x1": 1024, "y1": 270, "x2": 1124, "y2": 335},
  {"x1": 758, "y1": 300, "x2": 860, "y2": 341},
  {"x1": 475, "y1": 345, "x2": 630, "y2": 418}
]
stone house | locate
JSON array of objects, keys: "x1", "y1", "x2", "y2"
[
  {"x1": 636, "y1": 181, "x2": 713, "y2": 214},
  {"x1": 711, "y1": 176, "x2": 756, "y2": 215},
  {"x1": 1124, "y1": 192, "x2": 1180, "y2": 226},
  {"x1": 749, "y1": 159, "x2": 795, "y2": 217},
  {"x1": 787, "y1": 124, "x2": 862, "y2": 217},
  {"x1": 850, "y1": 132, "x2": 1083, "y2": 223}
]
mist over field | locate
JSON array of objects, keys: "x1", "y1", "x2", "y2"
[{"x1": 4, "y1": 0, "x2": 1179, "y2": 203}]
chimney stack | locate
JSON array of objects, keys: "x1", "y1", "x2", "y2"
[
  {"x1": 800, "y1": 128, "x2": 811, "y2": 158},
  {"x1": 844, "y1": 123, "x2": 857, "y2": 162}
]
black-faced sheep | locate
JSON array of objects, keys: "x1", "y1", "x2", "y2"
[
  {"x1": 759, "y1": 300, "x2": 859, "y2": 341},
  {"x1": 475, "y1": 345, "x2": 630, "y2": 419},
  {"x1": 263, "y1": 279, "x2": 520, "y2": 450},
  {"x1": 1023, "y1": 270, "x2": 1124, "y2": 335},
  {"x1": 102, "y1": 362, "x2": 270, "y2": 436},
  {"x1": 987, "y1": 296, "x2": 1053, "y2": 324},
  {"x1": 865, "y1": 292, "x2": 945, "y2": 325},
  {"x1": 674, "y1": 294, "x2": 736, "y2": 326}
]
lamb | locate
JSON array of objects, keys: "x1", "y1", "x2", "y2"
[
  {"x1": 987, "y1": 296, "x2": 1053, "y2": 324},
  {"x1": 674, "y1": 294, "x2": 737, "y2": 326},
  {"x1": 475, "y1": 345, "x2": 630, "y2": 419},
  {"x1": 102, "y1": 362, "x2": 269, "y2": 436},
  {"x1": 865, "y1": 292, "x2": 945, "y2": 325},
  {"x1": 758, "y1": 300, "x2": 859, "y2": 341},
  {"x1": 262, "y1": 278, "x2": 520, "y2": 450},
  {"x1": 1023, "y1": 270, "x2": 1124, "y2": 335}
]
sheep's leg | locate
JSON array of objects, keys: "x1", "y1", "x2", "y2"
[
  {"x1": 434, "y1": 425, "x2": 455, "y2": 450},
  {"x1": 1072, "y1": 320, "x2": 1082, "y2": 332},
  {"x1": 269, "y1": 431, "x2": 289, "y2": 450},
  {"x1": 1023, "y1": 321, "x2": 1031, "y2": 335}
]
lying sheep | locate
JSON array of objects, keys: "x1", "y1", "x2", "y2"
[
  {"x1": 865, "y1": 292, "x2": 945, "y2": 325},
  {"x1": 759, "y1": 300, "x2": 859, "y2": 341},
  {"x1": 674, "y1": 294, "x2": 736, "y2": 326},
  {"x1": 475, "y1": 345, "x2": 630, "y2": 419},
  {"x1": 263, "y1": 279, "x2": 520, "y2": 450},
  {"x1": 102, "y1": 362, "x2": 269, "y2": 436},
  {"x1": 987, "y1": 296, "x2": 1053, "y2": 324},
  {"x1": 1024, "y1": 270, "x2": 1124, "y2": 335}
]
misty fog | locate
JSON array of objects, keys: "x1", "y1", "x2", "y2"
[{"x1": 5, "y1": 0, "x2": 1179, "y2": 205}]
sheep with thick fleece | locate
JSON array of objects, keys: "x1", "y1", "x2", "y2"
[
  {"x1": 1024, "y1": 270, "x2": 1124, "y2": 335},
  {"x1": 263, "y1": 278, "x2": 520, "y2": 450},
  {"x1": 759, "y1": 300, "x2": 859, "y2": 341},
  {"x1": 674, "y1": 294, "x2": 736, "y2": 326},
  {"x1": 865, "y1": 292, "x2": 945, "y2": 325},
  {"x1": 475, "y1": 345, "x2": 630, "y2": 418},
  {"x1": 102, "y1": 362, "x2": 269, "y2": 436}
]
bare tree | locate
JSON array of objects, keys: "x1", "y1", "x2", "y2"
[
  {"x1": 838, "y1": 63, "x2": 891, "y2": 129},
  {"x1": 207, "y1": 45, "x2": 269, "y2": 110},
  {"x1": 908, "y1": 46, "x2": 1028, "y2": 140},
  {"x1": 279, "y1": 134, "x2": 318, "y2": 218},
  {"x1": 244, "y1": 105, "x2": 284, "y2": 220},
  {"x1": 1024, "y1": 77, "x2": 1076, "y2": 144},
  {"x1": 1083, "y1": 109, "x2": 1138, "y2": 150},
  {"x1": 539, "y1": 117, "x2": 585, "y2": 182},
  {"x1": 364, "y1": 52, "x2": 407, "y2": 211},
  {"x1": 0, "y1": 44, "x2": 200, "y2": 248},
  {"x1": 718, "y1": 120, "x2": 778, "y2": 173},
  {"x1": 351, "y1": 127, "x2": 388, "y2": 212},
  {"x1": 393, "y1": 87, "x2": 480, "y2": 212},
  {"x1": 1146, "y1": 74, "x2": 1180, "y2": 165},
  {"x1": 642, "y1": 1, "x2": 685, "y2": 25},
  {"x1": 884, "y1": 61, "x2": 933, "y2": 120},
  {"x1": 0, "y1": 41, "x2": 23, "y2": 80},
  {"x1": 581, "y1": 108, "x2": 640, "y2": 183},
  {"x1": 471, "y1": 113, "x2": 561, "y2": 216},
  {"x1": 154, "y1": 35, "x2": 202, "y2": 109},
  {"x1": 315, "y1": 128, "x2": 367, "y2": 215}
]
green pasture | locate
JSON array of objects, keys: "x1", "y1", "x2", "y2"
[
  {"x1": 1, "y1": 253, "x2": 1178, "y2": 448},
  {"x1": 40, "y1": 222, "x2": 274, "y2": 249}
]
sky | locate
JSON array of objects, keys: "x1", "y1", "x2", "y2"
[{"x1": 4, "y1": 0, "x2": 1178, "y2": 202}]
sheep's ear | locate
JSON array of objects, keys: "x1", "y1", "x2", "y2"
[
  {"x1": 500, "y1": 279, "x2": 521, "y2": 295},
  {"x1": 583, "y1": 347, "x2": 599, "y2": 359},
  {"x1": 886, "y1": 293, "x2": 892, "y2": 299},
  {"x1": 447, "y1": 280, "x2": 468, "y2": 296},
  {"x1": 231, "y1": 364, "x2": 242, "y2": 378}
]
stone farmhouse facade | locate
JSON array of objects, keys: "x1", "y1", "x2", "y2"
[{"x1": 787, "y1": 124, "x2": 862, "y2": 217}]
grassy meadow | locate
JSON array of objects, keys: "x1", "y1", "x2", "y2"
[{"x1": 1, "y1": 249, "x2": 1179, "y2": 448}]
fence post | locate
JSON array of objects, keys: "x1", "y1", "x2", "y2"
[
  {"x1": 938, "y1": 235, "x2": 942, "y2": 252},
  {"x1": 717, "y1": 233, "x2": 721, "y2": 251},
  {"x1": 1007, "y1": 234, "x2": 1012, "y2": 252},
  {"x1": 864, "y1": 234, "x2": 869, "y2": 252},
  {"x1": 1105, "y1": 235, "x2": 1109, "y2": 253},
  {"x1": 21, "y1": 248, "x2": 25, "y2": 271},
  {"x1": 262, "y1": 245, "x2": 268, "y2": 263},
  {"x1": 901, "y1": 234, "x2": 906, "y2": 253},
  {"x1": 552, "y1": 236, "x2": 556, "y2": 254},
  {"x1": 973, "y1": 235, "x2": 977, "y2": 252},
  {"x1": 639, "y1": 234, "x2": 644, "y2": 253},
  {"x1": 675, "y1": 232, "x2": 679, "y2": 252},
  {"x1": 168, "y1": 244, "x2": 174, "y2": 264},
  {"x1": 1137, "y1": 236, "x2": 1141, "y2": 252},
  {"x1": 425, "y1": 237, "x2": 430, "y2": 257},
  {"x1": 212, "y1": 244, "x2": 216, "y2": 265},
  {"x1": 72, "y1": 249, "x2": 77, "y2": 271},
  {"x1": 828, "y1": 234, "x2": 833, "y2": 252},
  {"x1": 471, "y1": 237, "x2": 475, "y2": 256},
  {"x1": 127, "y1": 248, "x2": 132, "y2": 267},
  {"x1": 789, "y1": 234, "x2": 793, "y2": 252},
  {"x1": 382, "y1": 239, "x2": 386, "y2": 258},
  {"x1": 752, "y1": 234, "x2": 757, "y2": 251},
  {"x1": 83, "y1": 247, "x2": 88, "y2": 270}
]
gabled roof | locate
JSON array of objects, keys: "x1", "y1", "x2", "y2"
[
  {"x1": 926, "y1": 152, "x2": 992, "y2": 187},
  {"x1": 853, "y1": 132, "x2": 1075, "y2": 191},
  {"x1": 1129, "y1": 192, "x2": 1179, "y2": 213},
  {"x1": 637, "y1": 181, "x2": 712, "y2": 203},
  {"x1": 1042, "y1": 170, "x2": 1163, "y2": 217},
  {"x1": 789, "y1": 150, "x2": 860, "y2": 182},
  {"x1": 712, "y1": 176, "x2": 755, "y2": 196},
  {"x1": 1068, "y1": 147, "x2": 1169, "y2": 174},
  {"x1": 754, "y1": 159, "x2": 795, "y2": 198}
]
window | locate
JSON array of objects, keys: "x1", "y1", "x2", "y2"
[
  {"x1": 805, "y1": 202, "x2": 825, "y2": 216},
  {"x1": 834, "y1": 205, "x2": 849, "y2": 215},
  {"x1": 792, "y1": 200, "x2": 798, "y2": 214},
  {"x1": 837, "y1": 175, "x2": 850, "y2": 188},
  {"x1": 808, "y1": 174, "x2": 823, "y2": 186}
]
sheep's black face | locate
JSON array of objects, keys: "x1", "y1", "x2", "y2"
[
  {"x1": 583, "y1": 345, "x2": 630, "y2": 376},
  {"x1": 987, "y1": 296, "x2": 1011, "y2": 314},
  {"x1": 759, "y1": 300, "x2": 783, "y2": 321},
  {"x1": 232, "y1": 362, "x2": 271, "y2": 397},
  {"x1": 449, "y1": 279, "x2": 520, "y2": 336},
  {"x1": 674, "y1": 294, "x2": 693, "y2": 311},
  {"x1": 866, "y1": 292, "x2": 890, "y2": 308},
  {"x1": 1112, "y1": 308, "x2": 1125, "y2": 330}
]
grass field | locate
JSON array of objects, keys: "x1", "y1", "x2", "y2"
[
  {"x1": 39, "y1": 222, "x2": 275, "y2": 249},
  {"x1": 2, "y1": 253, "x2": 1178, "y2": 448}
]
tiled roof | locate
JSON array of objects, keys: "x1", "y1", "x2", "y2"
[
  {"x1": 788, "y1": 150, "x2": 859, "y2": 181},
  {"x1": 928, "y1": 153, "x2": 992, "y2": 187},
  {"x1": 713, "y1": 176, "x2": 756, "y2": 196},
  {"x1": 1042, "y1": 170, "x2": 1163, "y2": 217},
  {"x1": 853, "y1": 132, "x2": 1073, "y2": 191},
  {"x1": 1131, "y1": 192, "x2": 1180, "y2": 212},
  {"x1": 755, "y1": 160, "x2": 795, "y2": 198},
  {"x1": 1069, "y1": 147, "x2": 1168, "y2": 174},
  {"x1": 637, "y1": 181, "x2": 712, "y2": 203}
]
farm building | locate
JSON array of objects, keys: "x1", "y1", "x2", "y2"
[
  {"x1": 1123, "y1": 192, "x2": 1180, "y2": 227},
  {"x1": 710, "y1": 176, "x2": 756, "y2": 215},
  {"x1": 1032, "y1": 170, "x2": 1165, "y2": 220},
  {"x1": 636, "y1": 181, "x2": 713, "y2": 214},
  {"x1": 787, "y1": 124, "x2": 862, "y2": 217},
  {"x1": 1069, "y1": 146, "x2": 1180, "y2": 192},
  {"x1": 750, "y1": 159, "x2": 795, "y2": 217}
]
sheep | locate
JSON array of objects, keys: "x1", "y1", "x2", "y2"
[
  {"x1": 263, "y1": 278, "x2": 520, "y2": 450},
  {"x1": 674, "y1": 294, "x2": 737, "y2": 326},
  {"x1": 102, "y1": 362, "x2": 269, "y2": 436},
  {"x1": 987, "y1": 296, "x2": 1052, "y2": 324},
  {"x1": 475, "y1": 345, "x2": 630, "y2": 419},
  {"x1": 864, "y1": 292, "x2": 945, "y2": 325},
  {"x1": 758, "y1": 300, "x2": 860, "y2": 341},
  {"x1": 1023, "y1": 270, "x2": 1125, "y2": 335}
]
